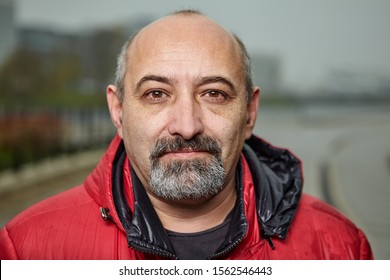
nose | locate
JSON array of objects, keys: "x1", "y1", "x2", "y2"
[{"x1": 167, "y1": 96, "x2": 204, "y2": 140}]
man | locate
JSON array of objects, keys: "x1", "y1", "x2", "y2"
[{"x1": 0, "y1": 10, "x2": 373, "y2": 259}]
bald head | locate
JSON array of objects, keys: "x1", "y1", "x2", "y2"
[{"x1": 114, "y1": 10, "x2": 253, "y2": 103}]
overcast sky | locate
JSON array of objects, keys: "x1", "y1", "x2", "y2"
[{"x1": 15, "y1": 0, "x2": 390, "y2": 92}]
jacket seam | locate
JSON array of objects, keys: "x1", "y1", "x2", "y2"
[
  {"x1": 4, "y1": 225, "x2": 20, "y2": 259},
  {"x1": 13, "y1": 197, "x2": 94, "y2": 227}
]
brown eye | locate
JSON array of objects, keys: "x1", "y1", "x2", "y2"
[
  {"x1": 208, "y1": 91, "x2": 221, "y2": 98},
  {"x1": 144, "y1": 90, "x2": 169, "y2": 103},
  {"x1": 203, "y1": 90, "x2": 227, "y2": 103},
  {"x1": 151, "y1": 91, "x2": 164, "y2": 98}
]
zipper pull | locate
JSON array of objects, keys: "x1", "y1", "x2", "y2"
[{"x1": 264, "y1": 235, "x2": 275, "y2": 250}]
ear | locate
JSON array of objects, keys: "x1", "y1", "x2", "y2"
[
  {"x1": 245, "y1": 86, "x2": 260, "y2": 139},
  {"x1": 106, "y1": 84, "x2": 124, "y2": 138}
]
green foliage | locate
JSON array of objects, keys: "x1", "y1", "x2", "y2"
[
  {"x1": 0, "y1": 29, "x2": 125, "y2": 170},
  {"x1": 0, "y1": 48, "x2": 106, "y2": 109},
  {"x1": 0, "y1": 114, "x2": 65, "y2": 170},
  {"x1": 0, "y1": 48, "x2": 108, "y2": 170}
]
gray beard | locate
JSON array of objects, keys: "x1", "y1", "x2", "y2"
[
  {"x1": 149, "y1": 136, "x2": 226, "y2": 200},
  {"x1": 150, "y1": 156, "x2": 226, "y2": 200}
]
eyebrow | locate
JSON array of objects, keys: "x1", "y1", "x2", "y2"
[
  {"x1": 135, "y1": 75, "x2": 174, "y2": 92},
  {"x1": 135, "y1": 74, "x2": 236, "y2": 92},
  {"x1": 197, "y1": 76, "x2": 236, "y2": 92}
]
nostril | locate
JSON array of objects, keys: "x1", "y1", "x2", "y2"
[{"x1": 168, "y1": 106, "x2": 204, "y2": 139}]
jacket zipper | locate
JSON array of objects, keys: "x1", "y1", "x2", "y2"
[
  {"x1": 128, "y1": 241, "x2": 178, "y2": 260},
  {"x1": 208, "y1": 234, "x2": 245, "y2": 259}
]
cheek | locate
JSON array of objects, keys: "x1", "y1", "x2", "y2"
[
  {"x1": 217, "y1": 104, "x2": 247, "y2": 138},
  {"x1": 121, "y1": 111, "x2": 151, "y2": 167},
  {"x1": 204, "y1": 110, "x2": 247, "y2": 161},
  {"x1": 121, "y1": 107, "x2": 169, "y2": 160}
]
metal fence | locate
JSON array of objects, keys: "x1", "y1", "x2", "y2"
[{"x1": 0, "y1": 107, "x2": 115, "y2": 170}]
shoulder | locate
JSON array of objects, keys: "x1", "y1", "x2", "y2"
[
  {"x1": 6, "y1": 185, "x2": 93, "y2": 228},
  {"x1": 285, "y1": 193, "x2": 373, "y2": 259},
  {"x1": 294, "y1": 193, "x2": 361, "y2": 235},
  {"x1": 297, "y1": 193, "x2": 355, "y2": 224},
  {"x1": 0, "y1": 185, "x2": 101, "y2": 259}
]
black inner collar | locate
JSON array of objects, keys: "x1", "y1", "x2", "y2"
[{"x1": 112, "y1": 142, "x2": 248, "y2": 259}]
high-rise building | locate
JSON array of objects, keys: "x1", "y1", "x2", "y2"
[
  {"x1": 250, "y1": 53, "x2": 282, "y2": 95},
  {"x1": 0, "y1": 0, "x2": 16, "y2": 67}
]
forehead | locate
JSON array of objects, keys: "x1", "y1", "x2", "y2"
[{"x1": 126, "y1": 15, "x2": 243, "y2": 83}]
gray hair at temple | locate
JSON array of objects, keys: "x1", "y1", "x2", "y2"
[{"x1": 114, "y1": 10, "x2": 254, "y2": 104}]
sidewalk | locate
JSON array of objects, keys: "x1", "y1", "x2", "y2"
[
  {"x1": 0, "y1": 149, "x2": 104, "y2": 227},
  {"x1": 324, "y1": 127, "x2": 390, "y2": 259}
]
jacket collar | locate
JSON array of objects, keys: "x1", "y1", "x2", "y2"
[{"x1": 244, "y1": 135, "x2": 303, "y2": 239}]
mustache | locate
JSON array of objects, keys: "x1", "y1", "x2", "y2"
[{"x1": 150, "y1": 136, "x2": 222, "y2": 160}]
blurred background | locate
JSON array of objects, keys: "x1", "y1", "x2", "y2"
[{"x1": 0, "y1": 0, "x2": 389, "y2": 259}]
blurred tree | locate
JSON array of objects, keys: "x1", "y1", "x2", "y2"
[
  {"x1": 45, "y1": 50, "x2": 82, "y2": 95},
  {"x1": 0, "y1": 49, "x2": 46, "y2": 105},
  {"x1": 0, "y1": 25, "x2": 131, "y2": 170},
  {"x1": 81, "y1": 26, "x2": 126, "y2": 91},
  {"x1": 0, "y1": 47, "x2": 82, "y2": 107}
]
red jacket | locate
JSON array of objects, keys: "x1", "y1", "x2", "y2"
[{"x1": 0, "y1": 135, "x2": 373, "y2": 259}]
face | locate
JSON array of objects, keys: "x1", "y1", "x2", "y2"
[{"x1": 107, "y1": 15, "x2": 259, "y2": 201}]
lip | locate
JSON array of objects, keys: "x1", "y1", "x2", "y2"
[{"x1": 160, "y1": 150, "x2": 210, "y2": 160}]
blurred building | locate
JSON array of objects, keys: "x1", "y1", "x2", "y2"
[
  {"x1": 324, "y1": 69, "x2": 390, "y2": 96},
  {"x1": 16, "y1": 17, "x2": 152, "y2": 93},
  {"x1": 78, "y1": 17, "x2": 151, "y2": 92},
  {"x1": 250, "y1": 53, "x2": 282, "y2": 95},
  {"x1": 0, "y1": 0, "x2": 16, "y2": 67},
  {"x1": 18, "y1": 27, "x2": 79, "y2": 55}
]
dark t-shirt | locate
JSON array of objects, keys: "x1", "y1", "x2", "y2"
[{"x1": 166, "y1": 214, "x2": 232, "y2": 260}]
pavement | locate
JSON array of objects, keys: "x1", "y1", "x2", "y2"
[
  {"x1": 324, "y1": 126, "x2": 390, "y2": 260},
  {"x1": 0, "y1": 149, "x2": 104, "y2": 227}
]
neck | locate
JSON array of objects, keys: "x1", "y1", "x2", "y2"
[{"x1": 147, "y1": 181, "x2": 237, "y2": 233}]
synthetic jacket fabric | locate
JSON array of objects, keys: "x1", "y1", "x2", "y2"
[{"x1": 0, "y1": 135, "x2": 373, "y2": 259}]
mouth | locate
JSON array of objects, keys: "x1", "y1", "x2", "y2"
[{"x1": 160, "y1": 149, "x2": 211, "y2": 160}]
